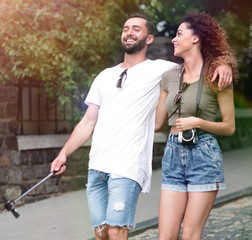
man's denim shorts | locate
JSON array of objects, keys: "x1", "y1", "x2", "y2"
[
  {"x1": 86, "y1": 169, "x2": 142, "y2": 230},
  {"x1": 161, "y1": 131, "x2": 226, "y2": 192}
]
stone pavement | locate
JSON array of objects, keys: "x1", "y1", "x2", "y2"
[
  {"x1": 129, "y1": 194, "x2": 252, "y2": 240},
  {"x1": 0, "y1": 146, "x2": 252, "y2": 240}
]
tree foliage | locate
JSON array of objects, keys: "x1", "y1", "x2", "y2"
[
  {"x1": 0, "y1": 0, "x2": 162, "y2": 108},
  {"x1": 0, "y1": 0, "x2": 128, "y2": 105}
]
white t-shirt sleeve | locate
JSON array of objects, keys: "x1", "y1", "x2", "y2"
[
  {"x1": 84, "y1": 73, "x2": 103, "y2": 106},
  {"x1": 156, "y1": 59, "x2": 179, "y2": 73}
]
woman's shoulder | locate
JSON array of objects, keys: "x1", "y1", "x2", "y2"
[
  {"x1": 161, "y1": 65, "x2": 182, "y2": 90},
  {"x1": 162, "y1": 65, "x2": 182, "y2": 78}
]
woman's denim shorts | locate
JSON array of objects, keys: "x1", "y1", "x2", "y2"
[
  {"x1": 161, "y1": 131, "x2": 226, "y2": 192},
  {"x1": 86, "y1": 169, "x2": 142, "y2": 230}
]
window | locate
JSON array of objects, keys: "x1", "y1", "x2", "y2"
[{"x1": 17, "y1": 79, "x2": 74, "y2": 135}]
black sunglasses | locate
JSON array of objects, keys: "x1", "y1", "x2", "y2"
[
  {"x1": 116, "y1": 69, "x2": 128, "y2": 88},
  {"x1": 173, "y1": 82, "x2": 189, "y2": 104}
]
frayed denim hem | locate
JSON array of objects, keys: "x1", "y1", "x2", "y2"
[{"x1": 93, "y1": 222, "x2": 135, "y2": 236}]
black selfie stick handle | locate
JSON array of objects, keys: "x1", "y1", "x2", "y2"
[{"x1": 1, "y1": 194, "x2": 20, "y2": 218}]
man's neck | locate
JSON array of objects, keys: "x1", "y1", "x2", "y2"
[{"x1": 121, "y1": 52, "x2": 148, "y2": 69}]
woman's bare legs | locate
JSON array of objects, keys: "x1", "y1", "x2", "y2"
[
  {"x1": 158, "y1": 190, "x2": 218, "y2": 240},
  {"x1": 181, "y1": 191, "x2": 218, "y2": 240},
  {"x1": 159, "y1": 190, "x2": 188, "y2": 240}
]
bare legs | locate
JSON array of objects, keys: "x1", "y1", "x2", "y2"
[
  {"x1": 159, "y1": 191, "x2": 187, "y2": 240},
  {"x1": 159, "y1": 190, "x2": 218, "y2": 240},
  {"x1": 94, "y1": 225, "x2": 129, "y2": 240}
]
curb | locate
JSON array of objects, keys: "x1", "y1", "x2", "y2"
[{"x1": 213, "y1": 186, "x2": 252, "y2": 207}]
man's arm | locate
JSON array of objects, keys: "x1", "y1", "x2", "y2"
[
  {"x1": 210, "y1": 51, "x2": 238, "y2": 91},
  {"x1": 50, "y1": 103, "x2": 100, "y2": 175},
  {"x1": 211, "y1": 64, "x2": 232, "y2": 91}
]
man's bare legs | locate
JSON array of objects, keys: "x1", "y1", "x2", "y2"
[{"x1": 95, "y1": 225, "x2": 129, "y2": 240}]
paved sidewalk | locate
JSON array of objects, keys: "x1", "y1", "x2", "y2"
[{"x1": 0, "y1": 146, "x2": 252, "y2": 240}]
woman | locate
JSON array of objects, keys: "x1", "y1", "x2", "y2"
[{"x1": 155, "y1": 12, "x2": 238, "y2": 240}]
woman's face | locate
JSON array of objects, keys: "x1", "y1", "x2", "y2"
[{"x1": 172, "y1": 22, "x2": 197, "y2": 58}]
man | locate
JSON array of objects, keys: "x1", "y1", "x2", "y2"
[{"x1": 51, "y1": 12, "x2": 232, "y2": 240}]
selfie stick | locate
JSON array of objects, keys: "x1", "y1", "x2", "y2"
[{"x1": 1, "y1": 170, "x2": 60, "y2": 218}]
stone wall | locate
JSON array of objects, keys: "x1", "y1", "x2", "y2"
[{"x1": 0, "y1": 146, "x2": 90, "y2": 210}]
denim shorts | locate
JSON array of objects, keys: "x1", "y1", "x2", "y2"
[
  {"x1": 161, "y1": 131, "x2": 226, "y2": 192},
  {"x1": 86, "y1": 169, "x2": 142, "y2": 230}
]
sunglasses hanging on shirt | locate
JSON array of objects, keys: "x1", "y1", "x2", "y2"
[
  {"x1": 173, "y1": 81, "x2": 189, "y2": 104},
  {"x1": 168, "y1": 64, "x2": 204, "y2": 120},
  {"x1": 116, "y1": 69, "x2": 128, "y2": 88}
]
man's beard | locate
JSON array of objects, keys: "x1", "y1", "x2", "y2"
[{"x1": 121, "y1": 36, "x2": 147, "y2": 54}]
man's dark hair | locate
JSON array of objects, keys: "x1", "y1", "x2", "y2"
[{"x1": 127, "y1": 12, "x2": 155, "y2": 35}]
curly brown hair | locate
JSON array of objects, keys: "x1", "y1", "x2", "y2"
[{"x1": 181, "y1": 12, "x2": 238, "y2": 92}]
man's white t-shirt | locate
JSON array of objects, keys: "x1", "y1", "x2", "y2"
[{"x1": 85, "y1": 59, "x2": 177, "y2": 193}]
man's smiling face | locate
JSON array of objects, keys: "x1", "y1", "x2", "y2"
[{"x1": 121, "y1": 17, "x2": 149, "y2": 54}]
